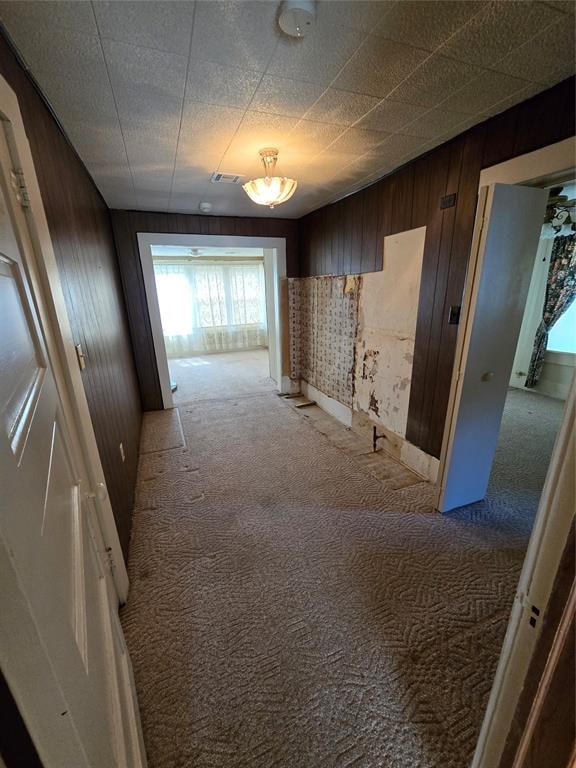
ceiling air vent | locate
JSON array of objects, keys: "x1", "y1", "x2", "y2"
[{"x1": 210, "y1": 171, "x2": 243, "y2": 184}]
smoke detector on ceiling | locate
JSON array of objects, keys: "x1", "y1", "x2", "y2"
[{"x1": 278, "y1": 0, "x2": 315, "y2": 38}]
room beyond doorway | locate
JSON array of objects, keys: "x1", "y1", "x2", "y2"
[
  {"x1": 137, "y1": 233, "x2": 289, "y2": 408},
  {"x1": 169, "y1": 349, "x2": 274, "y2": 405}
]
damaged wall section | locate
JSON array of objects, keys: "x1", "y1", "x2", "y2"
[
  {"x1": 289, "y1": 275, "x2": 359, "y2": 407},
  {"x1": 289, "y1": 227, "x2": 439, "y2": 482}
]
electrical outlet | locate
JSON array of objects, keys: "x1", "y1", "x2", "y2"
[{"x1": 119, "y1": 442, "x2": 125, "y2": 463}]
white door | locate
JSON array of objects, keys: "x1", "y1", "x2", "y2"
[
  {"x1": 438, "y1": 183, "x2": 549, "y2": 512},
  {"x1": 0, "y1": 126, "x2": 145, "y2": 764}
]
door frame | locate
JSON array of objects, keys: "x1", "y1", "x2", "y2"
[
  {"x1": 437, "y1": 137, "x2": 575, "y2": 507},
  {"x1": 137, "y1": 232, "x2": 290, "y2": 408},
  {"x1": 0, "y1": 76, "x2": 128, "y2": 602},
  {"x1": 437, "y1": 137, "x2": 576, "y2": 767}
]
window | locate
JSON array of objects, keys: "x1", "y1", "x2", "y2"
[
  {"x1": 547, "y1": 300, "x2": 576, "y2": 353},
  {"x1": 153, "y1": 260, "x2": 268, "y2": 357}
]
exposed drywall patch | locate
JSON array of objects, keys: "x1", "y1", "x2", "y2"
[
  {"x1": 353, "y1": 227, "x2": 426, "y2": 438},
  {"x1": 288, "y1": 275, "x2": 359, "y2": 406}
]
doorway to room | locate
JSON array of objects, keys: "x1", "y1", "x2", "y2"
[
  {"x1": 137, "y1": 234, "x2": 288, "y2": 409},
  {"x1": 152, "y1": 245, "x2": 272, "y2": 404}
]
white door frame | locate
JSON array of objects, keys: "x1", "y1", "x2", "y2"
[
  {"x1": 137, "y1": 232, "x2": 289, "y2": 408},
  {"x1": 437, "y1": 137, "x2": 576, "y2": 767},
  {"x1": 0, "y1": 76, "x2": 128, "y2": 602},
  {"x1": 437, "y1": 137, "x2": 575, "y2": 503}
]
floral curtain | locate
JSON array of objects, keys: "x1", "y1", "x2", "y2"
[
  {"x1": 153, "y1": 261, "x2": 268, "y2": 357},
  {"x1": 525, "y1": 234, "x2": 576, "y2": 387}
]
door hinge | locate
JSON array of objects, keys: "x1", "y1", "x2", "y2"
[
  {"x1": 75, "y1": 343, "x2": 87, "y2": 371},
  {"x1": 10, "y1": 169, "x2": 30, "y2": 208}
]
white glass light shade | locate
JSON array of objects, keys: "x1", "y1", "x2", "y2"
[
  {"x1": 243, "y1": 148, "x2": 297, "y2": 209},
  {"x1": 242, "y1": 175, "x2": 297, "y2": 209}
]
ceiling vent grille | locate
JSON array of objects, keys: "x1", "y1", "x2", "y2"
[{"x1": 210, "y1": 172, "x2": 243, "y2": 184}]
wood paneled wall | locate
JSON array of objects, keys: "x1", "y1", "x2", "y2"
[
  {"x1": 0, "y1": 34, "x2": 141, "y2": 555},
  {"x1": 299, "y1": 77, "x2": 575, "y2": 459},
  {"x1": 110, "y1": 209, "x2": 299, "y2": 410}
]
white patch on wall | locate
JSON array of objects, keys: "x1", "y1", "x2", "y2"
[{"x1": 353, "y1": 227, "x2": 426, "y2": 437}]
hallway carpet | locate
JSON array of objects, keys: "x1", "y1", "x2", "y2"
[
  {"x1": 168, "y1": 349, "x2": 272, "y2": 405},
  {"x1": 122, "y1": 387, "x2": 564, "y2": 768}
]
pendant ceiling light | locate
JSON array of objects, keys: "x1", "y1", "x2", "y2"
[{"x1": 242, "y1": 148, "x2": 297, "y2": 209}]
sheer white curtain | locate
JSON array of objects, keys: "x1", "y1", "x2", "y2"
[{"x1": 153, "y1": 261, "x2": 268, "y2": 357}]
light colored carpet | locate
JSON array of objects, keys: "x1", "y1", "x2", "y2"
[
  {"x1": 168, "y1": 349, "x2": 273, "y2": 404},
  {"x1": 122, "y1": 383, "x2": 565, "y2": 768}
]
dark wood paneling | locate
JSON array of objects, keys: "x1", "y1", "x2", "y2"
[
  {"x1": 298, "y1": 77, "x2": 575, "y2": 458},
  {"x1": 110, "y1": 209, "x2": 299, "y2": 410},
  {"x1": 0, "y1": 33, "x2": 141, "y2": 555}
]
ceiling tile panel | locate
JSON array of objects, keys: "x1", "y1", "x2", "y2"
[
  {"x1": 283, "y1": 120, "x2": 347, "y2": 161},
  {"x1": 185, "y1": 58, "x2": 261, "y2": 109},
  {"x1": 315, "y1": 1, "x2": 396, "y2": 32},
  {"x1": 251, "y1": 75, "x2": 326, "y2": 118},
  {"x1": 326, "y1": 126, "x2": 391, "y2": 156},
  {"x1": 374, "y1": 1, "x2": 485, "y2": 51},
  {"x1": 102, "y1": 39, "x2": 187, "y2": 172},
  {"x1": 191, "y1": 0, "x2": 279, "y2": 72},
  {"x1": 0, "y1": 1, "x2": 97, "y2": 36},
  {"x1": 1, "y1": 0, "x2": 573, "y2": 219},
  {"x1": 390, "y1": 55, "x2": 485, "y2": 108},
  {"x1": 490, "y1": 17, "x2": 576, "y2": 84},
  {"x1": 266, "y1": 22, "x2": 366, "y2": 86},
  {"x1": 305, "y1": 88, "x2": 381, "y2": 127},
  {"x1": 356, "y1": 99, "x2": 428, "y2": 133},
  {"x1": 401, "y1": 106, "x2": 471, "y2": 140},
  {"x1": 333, "y1": 35, "x2": 430, "y2": 98},
  {"x1": 1, "y1": 25, "x2": 104, "y2": 82},
  {"x1": 93, "y1": 1, "x2": 194, "y2": 54},
  {"x1": 440, "y1": 70, "x2": 532, "y2": 116},
  {"x1": 438, "y1": 0, "x2": 563, "y2": 68}
]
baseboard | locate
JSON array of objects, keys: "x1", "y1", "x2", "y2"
[{"x1": 300, "y1": 380, "x2": 353, "y2": 427}]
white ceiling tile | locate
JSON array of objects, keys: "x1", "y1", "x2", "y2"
[
  {"x1": 1, "y1": 0, "x2": 570, "y2": 218},
  {"x1": 401, "y1": 106, "x2": 471, "y2": 140},
  {"x1": 440, "y1": 70, "x2": 531, "y2": 116},
  {"x1": 368, "y1": 133, "x2": 428, "y2": 164},
  {"x1": 490, "y1": 17, "x2": 575, "y2": 84},
  {"x1": 103, "y1": 39, "x2": 187, "y2": 124},
  {"x1": 102, "y1": 39, "x2": 186, "y2": 175},
  {"x1": 93, "y1": 1, "x2": 194, "y2": 54},
  {"x1": 375, "y1": 1, "x2": 485, "y2": 51},
  {"x1": 65, "y1": 123, "x2": 128, "y2": 167},
  {"x1": 333, "y1": 35, "x2": 430, "y2": 98},
  {"x1": 1, "y1": 25, "x2": 103, "y2": 82},
  {"x1": 438, "y1": 1, "x2": 564, "y2": 68},
  {"x1": 390, "y1": 55, "x2": 485, "y2": 108},
  {"x1": 315, "y1": 1, "x2": 396, "y2": 32},
  {"x1": 251, "y1": 75, "x2": 326, "y2": 118},
  {"x1": 356, "y1": 99, "x2": 428, "y2": 133},
  {"x1": 326, "y1": 127, "x2": 391, "y2": 156},
  {"x1": 134, "y1": 190, "x2": 170, "y2": 210},
  {"x1": 185, "y1": 58, "x2": 261, "y2": 109},
  {"x1": 0, "y1": 1, "x2": 97, "y2": 36},
  {"x1": 286, "y1": 120, "x2": 346, "y2": 157},
  {"x1": 191, "y1": 0, "x2": 278, "y2": 72},
  {"x1": 305, "y1": 88, "x2": 381, "y2": 127},
  {"x1": 266, "y1": 22, "x2": 366, "y2": 86}
]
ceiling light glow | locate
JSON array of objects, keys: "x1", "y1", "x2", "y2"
[{"x1": 242, "y1": 148, "x2": 297, "y2": 209}]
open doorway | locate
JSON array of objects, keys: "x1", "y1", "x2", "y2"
[
  {"x1": 442, "y1": 180, "x2": 575, "y2": 531},
  {"x1": 152, "y1": 245, "x2": 272, "y2": 404},
  {"x1": 433, "y1": 139, "x2": 575, "y2": 768},
  {"x1": 137, "y1": 234, "x2": 289, "y2": 408}
]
